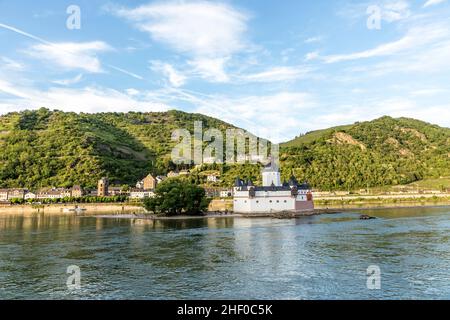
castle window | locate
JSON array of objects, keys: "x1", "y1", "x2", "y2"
[
  {"x1": 284, "y1": 200, "x2": 287, "y2": 203},
  {"x1": 269, "y1": 200, "x2": 272, "y2": 203},
  {"x1": 276, "y1": 200, "x2": 279, "y2": 203}
]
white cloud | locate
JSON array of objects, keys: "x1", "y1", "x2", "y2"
[
  {"x1": 0, "y1": 79, "x2": 169, "y2": 114},
  {"x1": 0, "y1": 79, "x2": 34, "y2": 99},
  {"x1": 27, "y1": 41, "x2": 112, "y2": 73},
  {"x1": 304, "y1": 36, "x2": 322, "y2": 44},
  {"x1": 52, "y1": 74, "x2": 83, "y2": 86},
  {"x1": 338, "y1": 0, "x2": 411, "y2": 23},
  {"x1": 323, "y1": 23, "x2": 449, "y2": 63},
  {"x1": 126, "y1": 88, "x2": 140, "y2": 96},
  {"x1": 240, "y1": 66, "x2": 309, "y2": 82},
  {"x1": 305, "y1": 51, "x2": 320, "y2": 61},
  {"x1": 382, "y1": 0, "x2": 411, "y2": 22},
  {"x1": 150, "y1": 61, "x2": 187, "y2": 87},
  {"x1": 112, "y1": 1, "x2": 247, "y2": 56},
  {"x1": 188, "y1": 58, "x2": 230, "y2": 83},
  {"x1": 423, "y1": 0, "x2": 448, "y2": 8},
  {"x1": 1, "y1": 57, "x2": 25, "y2": 71},
  {"x1": 166, "y1": 88, "x2": 316, "y2": 142},
  {"x1": 1, "y1": 22, "x2": 143, "y2": 80},
  {"x1": 409, "y1": 88, "x2": 447, "y2": 96},
  {"x1": 111, "y1": 1, "x2": 249, "y2": 82}
]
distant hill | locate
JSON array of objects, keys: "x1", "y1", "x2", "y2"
[
  {"x1": 0, "y1": 109, "x2": 449, "y2": 191},
  {"x1": 280, "y1": 116, "x2": 450, "y2": 190}
]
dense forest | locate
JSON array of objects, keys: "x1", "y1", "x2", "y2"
[
  {"x1": 281, "y1": 116, "x2": 450, "y2": 190},
  {"x1": 0, "y1": 109, "x2": 449, "y2": 191},
  {"x1": 0, "y1": 108, "x2": 238, "y2": 189}
]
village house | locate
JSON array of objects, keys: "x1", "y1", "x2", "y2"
[
  {"x1": 143, "y1": 174, "x2": 156, "y2": 189},
  {"x1": 203, "y1": 187, "x2": 221, "y2": 198},
  {"x1": 71, "y1": 185, "x2": 84, "y2": 198},
  {"x1": 136, "y1": 174, "x2": 166, "y2": 190},
  {"x1": 129, "y1": 188, "x2": 155, "y2": 199},
  {"x1": 108, "y1": 187, "x2": 125, "y2": 196},
  {"x1": 156, "y1": 175, "x2": 166, "y2": 184},
  {"x1": 24, "y1": 192, "x2": 37, "y2": 200},
  {"x1": 179, "y1": 170, "x2": 190, "y2": 176},
  {"x1": 6, "y1": 188, "x2": 28, "y2": 200},
  {"x1": 167, "y1": 170, "x2": 180, "y2": 178},
  {"x1": 206, "y1": 173, "x2": 220, "y2": 183},
  {"x1": 136, "y1": 180, "x2": 144, "y2": 189},
  {"x1": 220, "y1": 189, "x2": 233, "y2": 198},
  {"x1": 0, "y1": 189, "x2": 30, "y2": 201},
  {"x1": 0, "y1": 189, "x2": 9, "y2": 201},
  {"x1": 36, "y1": 188, "x2": 70, "y2": 199}
]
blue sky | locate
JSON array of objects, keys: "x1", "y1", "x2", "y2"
[{"x1": 1, "y1": 0, "x2": 450, "y2": 142}]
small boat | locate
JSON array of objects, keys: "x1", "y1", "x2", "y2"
[
  {"x1": 63, "y1": 206, "x2": 87, "y2": 214},
  {"x1": 360, "y1": 214, "x2": 376, "y2": 220}
]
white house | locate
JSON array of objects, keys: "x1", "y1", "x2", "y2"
[
  {"x1": 233, "y1": 161, "x2": 314, "y2": 213},
  {"x1": 220, "y1": 189, "x2": 233, "y2": 198},
  {"x1": 0, "y1": 189, "x2": 8, "y2": 201},
  {"x1": 24, "y1": 192, "x2": 37, "y2": 200},
  {"x1": 206, "y1": 174, "x2": 219, "y2": 183},
  {"x1": 130, "y1": 189, "x2": 155, "y2": 199}
]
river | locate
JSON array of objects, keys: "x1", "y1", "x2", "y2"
[{"x1": 0, "y1": 207, "x2": 449, "y2": 299}]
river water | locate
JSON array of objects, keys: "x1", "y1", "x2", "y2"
[{"x1": 0, "y1": 207, "x2": 449, "y2": 299}]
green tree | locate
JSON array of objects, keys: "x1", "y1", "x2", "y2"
[{"x1": 143, "y1": 178, "x2": 210, "y2": 216}]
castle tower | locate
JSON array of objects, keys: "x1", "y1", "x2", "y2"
[
  {"x1": 98, "y1": 177, "x2": 109, "y2": 197},
  {"x1": 261, "y1": 160, "x2": 281, "y2": 187}
]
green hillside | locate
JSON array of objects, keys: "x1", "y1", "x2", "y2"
[
  {"x1": 0, "y1": 109, "x2": 449, "y2": 191},
  {"x1": 0, "y1": 108, "x2": 239, "y2": 189},
  {"x1": 280, "y1": 116, "x2": 450, "y2": 190}
]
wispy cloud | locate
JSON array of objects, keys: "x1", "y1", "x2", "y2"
[
  {"x1": 0, "y1": 79, "x2": 169, "y2": 114},
  {"x1": 27, "y1": 41, "x2": 111, "y2": 73},
  {"x1": 239, "y1": 66, "x2": 310, "y2": 83},
  {"x1": 322, "y1": 23, "x2": 449, "y2": 63},
  {"x1": 0, "y1": 22, "x2": 143, "y2": 80},
  {"x1": 163, "y1": 88, "x2": 316, "y2": 142},
  {"x1": 1, "y1": 56, "x2": 25, "y2": 71},
  {"x1": 423, "y1": 0, "x2": 448, "y2": 8},
  {"x1": 107, "y1": 64, "x2": 144, "y2": 80},
  {"x1": 150, "y1": 60, "x2": 187, "y2": 87},
  {"x1": 338, "y1": 0, "x2": 411, "y2": 23},
  {"x1": 304, "y1": 36, "x2": 322, "y2": 44},
  {"x1": 109, "y1": 1, "x2": 249, "y2": 82},
  {"x1": 52, "y1": 74, "x2": 83, "y2": 86}
]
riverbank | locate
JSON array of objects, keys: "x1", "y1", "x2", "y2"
[
  {"x1": 1, "y1": 200, "x2": 449, "y2": 218},
  {"x1": 0, "y1": 203, "x2": 145, "y2": 216}
]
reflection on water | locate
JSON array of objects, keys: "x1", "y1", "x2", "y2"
[{"x1": 0, "y1": 207, "x2": 449, "y2": 299}]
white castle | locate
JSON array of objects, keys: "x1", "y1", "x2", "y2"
[{"x1": 233, "y1": 161, "x2": 314, "y2": 213}]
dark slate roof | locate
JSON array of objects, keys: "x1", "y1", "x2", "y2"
[{"x1": 298, "y1": 183, "x2": 311, "y2": 190}]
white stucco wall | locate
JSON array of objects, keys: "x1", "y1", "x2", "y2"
[{"x1": 262, "y1": 171, "x2": 281, "y2": 187}]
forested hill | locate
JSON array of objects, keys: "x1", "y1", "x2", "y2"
[
  {"x1": 280, "y1": 116, "x2": 450, "y2": 190},
  {"x1": 0, "y1": 109, "x2": 449, "y2": 191},
  {"x1": 0, "y1": 108, "x2": 238, "y2": 189}
]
